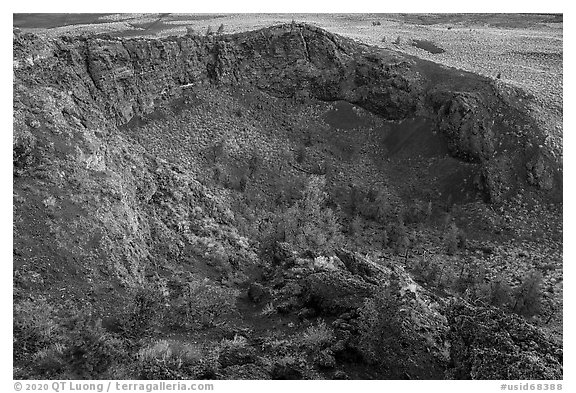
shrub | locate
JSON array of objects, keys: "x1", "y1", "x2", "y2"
[
  {"x1": 453, "y1": 260, "x2": 486, "y2": 296},
  {"x1": 277, "y1": 176, "x2": 342, "y2": 253},
  {"x1": 348, "y1": 215, "x2": 363, "y2": 237},
  {"x1": 217, "y1": 24, "x2": 225, "y2": 35},
  {"x1": 136, "y1": 339, "x2": 218, "y2": 380},
  {"x1": 300, "y1": 320, "x2": 334, "y2": 350},
  {"x1": 410, "y1": 254, "x2": 454, "y2": 288},
  {"x1": 273, "y1": 176, "x2": 305, "y2": 207},
  {"x1": 247, "y1": 151, "x2": 261, "y2": 178},
  {"x1": 403, "y1": 200, "x2": 432, "y2": 224},
  {"x1": 512, "y1": 270, "x2": 543, "y2": 317},
  {"x1": 444, "y1": 222, "x2": 466, "y2": 255},
  {"x1": 14, "y1": 301, "x2": 126, "y2": 379},
  {"x1": 261, "y1": 302, "x2": 277, "y2": 317},
  {"x1": 356, "y1": 279, "x2": 427, "y2": 377},
  {"x1": 121, "y1": 287, "x2": 164, "y2": 338},
  {"x1": 58, "y1": 311, "x2": 126, "y2": 378},
  {"x1": 347, "y1": 185, "x2": 391, "y2": 222},
  {"x1": 211, "y1": 140, "x2": 226, "y2": 164},
  {"x1": 222, "y1": 168, "x2": 249, "y2": 192},
  {"x1": 295, "y1": 145, "x2": 306, "y2": 164},
  {"x1": 14, "y1": 299, "x2": 59, "y2": 362},
  {"x1": 488, "y1": 275, "x2": 513, "y2": 308},
  {"x1": 216, "y1": 335, "x2": 257, "y2": 368},
  {"x1": 387, "y1": 221, "x2": 410, "y2": 254},
  {"x1": 168, "y1": 278, "x2": 239, "y2": 329}
]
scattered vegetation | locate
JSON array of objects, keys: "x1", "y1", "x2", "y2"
[
  {"x1": 13, "y1": 300, "x2": 126, "y2": 379},
  {"x1": 300, "y1": 320, "x2": 334, "y2": 349},
  {"x1": 185, "y1": 26, "x2": 196, "y2": 37},
  {"x1": 271, "y1": 176, "x2": 342, "y2": 253},
  {"x1": 136, "y1": 340, "x2": 218, "y2": 380},
  {"x1": 444, "y1": 221, "x2": 466, "y2": 255},
  {"x1": 356, "y1": 279, "x2": 428, "y2": 378},
  {"x1": 295, "y1": 145, "x2": 306, "y2": 164},
  {"x1": 261, "y1": 302, "x2": 277, "y2": 317},
  {"x1": 168, "y1": 278, "x2": 240, "y2": 329},
  {"x1": 512, "y1": 270, "x2": 543, "y2": 317}
]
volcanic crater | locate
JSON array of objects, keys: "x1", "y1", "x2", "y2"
[{"x1": 13, "y1": 23, "x2": 563, "y2": 380}]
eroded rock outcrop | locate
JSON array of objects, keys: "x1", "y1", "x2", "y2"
[{"x1": 13, "y1": 24, "x2": 561, "y2": 202}]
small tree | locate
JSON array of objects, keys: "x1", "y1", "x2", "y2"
[
  {"x1": 211, "y1": 140, "x2": 226, "y2": 164},
  {"x1": 488, "y1": 275, "x2": 512, "y2": 308},
  {"x1": 276, "y1": 176, "x2": 342, "y2": 253},
  {"x1": 185, "y1": 26, "x2": 196, "y2": 36},
  {"x1": 295, "y1": 145, "x2": 306, "y2": 164},
  {"x1": 512, "y1": 270, "x2": 543, "y2": 317},
  {"x1": 349, "y1": 214, "x2": 363, "y2": 237},
  {"x1": 217, "y1": 24, "x2": 225, "y2": 35},
  {"x1": 248, "y1": 151, "x2": 261, "y2": 178},
  {"x1": 444, "y1": 222, "x2": 465, "y2": 255},
  {"x1": 205, "y1": 25, "x2": 213, "y2": 36}
]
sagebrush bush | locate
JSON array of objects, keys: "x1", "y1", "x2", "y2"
[
  {"x1": 136, "y1": 339, "x2": 218, "y2": 380},
  {"x1": 387, "y1": 221, "x2": 410, "y2": 254},
  {"x1": 14, "y1": 299, "x2": 59, "y2": 362},
  {"x1": 121, "y1": 287, "x2": 164, "y2": 338},
  {"x1": 59, "y1": 312, "x2": 126, "y2": 378},
  {"x1": 211, "y1": 140, "x2": 226, "y2": 163},
  {"x1": 403, "y1": 200, "x2": 432, "y2": 224},
  {"x1": 348, "y1": 214, "x2": 363, "y2": 237},
  {"x1": 274, "y1": 176, "x2": 343, "y2": 253},
  {"x1": 488, "y1": 275, "x2": 513, "y2": 307},
  {"x1": 295, "y1": 145, "x2": 306, "y2": 164},
  {"x1": 300, "y1": 320, "x2": 334, "y2": 350},
  {"x1": 356, "y1": 279, "x2": 418, "y2": 377},
  {"x1": 14, "y1": 300, "x2": 126, "y2": 379},
  {"x1": 168, "y1": 278, "x2": 239, "y2": 329},
  {"x1": 444, "y1": 221, "x2": 466, "y2": 255},
  {"x1": 512, "y1": 270, "x2": 543, "y2": 317}
]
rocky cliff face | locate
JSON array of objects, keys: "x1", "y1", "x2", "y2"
[
  {"x1": 13, "y1": 24, "x2": 422, "y2": 124},
  {"x1": 13, "y1": 23, "x2": 561, "y2": 202}
]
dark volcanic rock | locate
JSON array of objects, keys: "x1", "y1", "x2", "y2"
[
  {"x1": 429, "y1": 91, "x2": 495, "y2": 162},
  {"x1": 446, "y1": 300, "x2": 562, "y2": 379},
  {"x1": 526, "y1": 150, "x2": 555, "y2": 190},
  {"x1": 302, "y1": 271, "x2": 377, "y2": 314}
]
